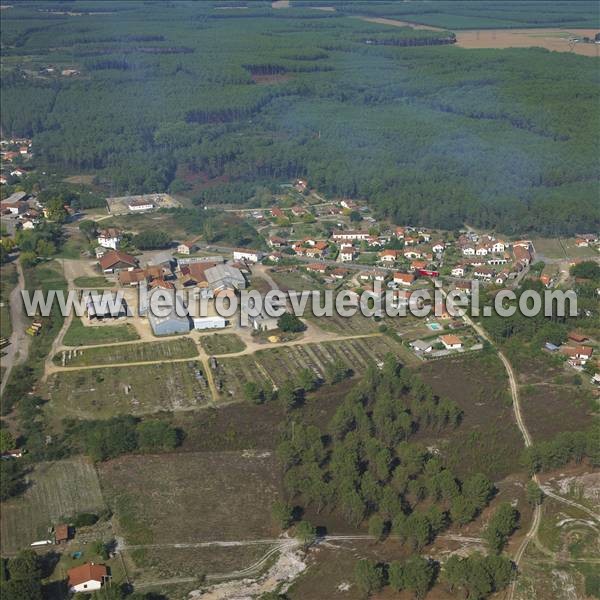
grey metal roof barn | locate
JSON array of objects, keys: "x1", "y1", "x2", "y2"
[
  {"x1": 146, "y1": 288, "x2": 192, "y2": 336},
  {"x1": 204, "y1": 264, "x2": 246, "y2": 292}
]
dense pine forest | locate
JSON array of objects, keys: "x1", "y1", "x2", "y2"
[{"x1": 1, "y1": 1, "x2": 599, "y2": 234}]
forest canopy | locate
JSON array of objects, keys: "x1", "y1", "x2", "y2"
[{"x1": 1, "y1": 1, "x2": 599, "y2": 235}]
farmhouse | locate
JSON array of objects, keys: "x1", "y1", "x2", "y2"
[
  {"x1": 403, "y1": 249, "x2": 422, "y2": 260},
  {"x1": 432, "y1": 242, "x2": 445, "y2": 253},
  {"x1": 233, "y1": 249, "x2": 262, "y2": 263},
  {"x1": 513, "y1": 245, "x2": 532, "y2": 265},
  {"x1": 177, "y1": 240, "x2": 197, "y2": 255},
  {"x1": 67, "y1": 563, "x2": 109, "y2": 593},
  {"x1": 271, "y1": 207, "x2": 285, "y2": 219},
  {"x1": 440, "y1": 334, "x2": 463, "y2": 350},
  {"x1": 379, "y1": 249, "x2": 399, "y2": 263},
  {"x1": 268, "y1": 236, "x2": 287, "y2": 248},
  {"x1": 393, "y1": 272, "x2": 415, "y2": 286},
  {"x1": 331, "y1": 267, "x2": 349, "y2": 279},
  {"x1": 307, "y1": 263, "x2": 327, "y2": 274},
  {"x1": 339, "y1": 245, "x2": 355, "y2": 262},
  {"x1": 99, "y1": 251, "x2": 137, "y2": 274},
  {"x1": 411, "y1": 339, "x2": 433, "y2": 353},
  {"x1": 97, "y1": 228, "x2": 122, "y2": 250}
]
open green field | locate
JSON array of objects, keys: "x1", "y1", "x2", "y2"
[
  {"x1": 532, "y1": 237, "x2": 598, "y2": 260},
  {"x1": 519, "y1": 381, "x2": 594, "y2": 442},
  {"x1": 269, "y1": 269, "x2": 327, "y2": 293},
  {"x1": 213, "y1": 334, "x2": 403, "y2": 399},
  {"x1": 73, "y1": 275, "x2": 113, "y2": 288},
  {"x1": 46, "y1": 360, "x2": 210, "y2": 419},
  {"x1": 199, "y1": 333, "x2": 245, "y2": 355},
  {"x1": 99, "y1": 451, "x2": 280, "y2": 577},
  {"x1": 62, "y1": 318, "x2": 140, "y2": 346},
  {"x1": 102, "y1": 212, "x2": 190, "y2": 239},
  {"x1": 0, "y1": 262, "x2": 17, "y2": 340},
  {"x1": 54, "y1": 337, "x2": 197, "y2": 367},
  {"x1": 0, "y1": 458, "x2": 105, "y2": 555}
]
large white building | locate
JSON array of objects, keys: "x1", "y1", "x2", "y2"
[{"x1": 233, "y1": 249, "x2": 262, "y2": 263}]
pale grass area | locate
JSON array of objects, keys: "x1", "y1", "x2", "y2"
[{"x1": 1, "y1": 458, "x2": 105, "y2": 555}]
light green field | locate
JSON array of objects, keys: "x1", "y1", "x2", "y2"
[
  {"x1": 46, "y1": 360, "x2": 211, "y2": 419},
  {"x1": 199, "y1": 333, "x2": 245, "y2": 355},
  {"x1": 73, "y1": 276, "x2": 112, "y2": 288},
  {"x1": 63, "y1": 318, "x2": 140, "y2": 346},
  {"x1": 1, "y1": 458, "x2": 105, "y2": 555},
  {"x1": 54, "y1": 338, "x2": 197, "y2": 366}
]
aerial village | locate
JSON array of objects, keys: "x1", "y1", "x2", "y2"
[
  {"x1": 2, "y1": 164, "x2": 599, "y2": 373},
  {"x1": 0, "y1": 144, "x2": 599, "y2": 596}
]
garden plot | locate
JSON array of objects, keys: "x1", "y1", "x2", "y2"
[
  {"x1": 1, "y1": 458, "x2": 105, "y2": 555},
  {"x1": 54, "y1": 338, "x2": 197, "y2": 367},
  {"x1": 213, "y1": 335, "x2": 402, "y2": 399},
  {"x1": 46, "y1": 361, "x2": 211, "y2": 420}
]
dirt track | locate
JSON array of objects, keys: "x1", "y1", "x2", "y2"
[{"x1": 0, "y1": 261, "x2": 30, "y2": 396}]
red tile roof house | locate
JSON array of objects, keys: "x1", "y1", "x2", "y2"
[
  {"x1": 268, "y1": 236, "x2": 287, "y2": 248},
  {"x1": 68, "y1": 563, "x2": 109, "y2": 593},
  {"x1": 568, "y1": 332, "x2": 588, "y2": 343},
  {"x1": 378, "y1": 249, "x2": 400, "y2": 263},
  {"x1": 440, "y1": 334, "x2": 463, "y2": 350},
  {"x1": 306, "y1": 263, "x2": 327, "y2": 274},
  {"x1": 331, "y1": 267, "x2": 349, "y2": 279},
  {"x1": 393, "y1": 272, "x2": 415, "y2": 286},
  {"x1": 271, "y1": 207, "x2": 285, "y2": 219},
  {"x1": 99, "y1": 251, "x2": 138, "y2": 274}
]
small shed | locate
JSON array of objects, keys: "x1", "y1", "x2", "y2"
[{"x1": 55, "y1": 523, "x2": 70, "y2": 544}]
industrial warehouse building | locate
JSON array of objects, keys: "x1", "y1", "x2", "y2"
[{"x1": 145, "y1": 288, "x2": 192, "y2": 336}]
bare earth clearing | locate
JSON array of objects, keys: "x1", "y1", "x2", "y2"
[
  {"x1": 1, "y1": 458, "x2": 105, "y2": 555},
  {"x1": 357, "y1": 16, "x2": 599, "y2": 56}
]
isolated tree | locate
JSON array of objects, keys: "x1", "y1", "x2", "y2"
[
  {"x1": 367, "y1": 514, "x2": 386, "y2": 541},
  {"x1": 484, "y1": 503, "x2": 519, "y2": 554},
  {"x1": 79, "y1": 220, "x2": 98, "y2": 241},
  {"x1": 277, "y1": 380, "x2": 297, "y2": 412},
  {"x1": 243, "y1": 381, "x2": 263, "y2": 404},
  {"x1": 389, "y1": 560, "x2": 405, "y2": 591},
  {"x1": 294, "y1": 520, "x2": 317, "y2": 549},
  {"x1": 354, "y1": 559, "x2": 384, "y2": 598},
  {"x1": 277, "y1": 312, "x2": 306, "y2": 333},
  {"x1": 403, "y1": 556, "x2": 436, "y2": 599},
  {"x1": 526, "y1": 481, "x2": 544, "y2": 506},
  {"x1": 296, "y1": 368, "x2": 318, "y2": 392},
  {"x1": 271, "y1": 500, "x2": 294, "y2": 530},
  {"x1": 136, "y1": 420, "x2": 178, "y2": 452},
  {"x1": 0, "y1": 429, "x2": 15, "y2": 453}
]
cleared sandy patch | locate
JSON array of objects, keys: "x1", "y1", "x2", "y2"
[
  {"x1": 356, "y1": 16, "x2": 444, "y2": 31},
  {"x1": 455, "y1": 29, "x2": 600, "y2": 56}
]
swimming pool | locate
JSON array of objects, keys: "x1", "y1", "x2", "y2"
[{"x1": 427, "y1": 323, "x2": 442, "y2": 331}]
